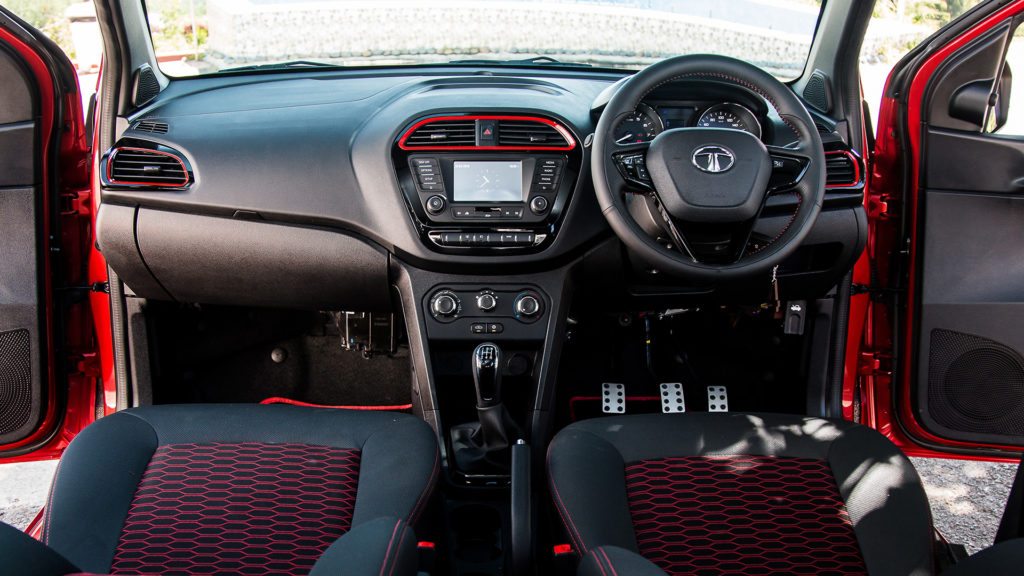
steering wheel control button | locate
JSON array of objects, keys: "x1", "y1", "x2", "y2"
[
  {"x1": 529, "y1": 196, "x2": 549, "y2": 214},
  {"x1": 476, "y1": 292, "x2": 498, "y2": 312},
  {"x1": 513, "y1": 291, "x2": 544, "y2": 322},
  {"x1": 768, "y1": 155, "x2": 808, "y2": 190},
  {"x1": 614, "y1": 153, "x2": 652, "y2": 188},
  {"x1": 425, "y1": 195, "x2": 447, "y2": 214},
  {"x1": 429, "y1": 290, "x2": 461, "y2": 320}
]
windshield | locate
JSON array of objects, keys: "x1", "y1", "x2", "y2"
[{"x1": 143, "y1": 0, "x2": 823, "y2": 79}]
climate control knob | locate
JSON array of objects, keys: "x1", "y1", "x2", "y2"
[
  {"x1": 430, "y1": 291, "x2": 461, "y2": 319},
  {"x1": 476, "y1": 292, "x2": 497, "y2": 312},
  {"x1": 513, "y1": 291, "x2": 543, "y2": 322}
]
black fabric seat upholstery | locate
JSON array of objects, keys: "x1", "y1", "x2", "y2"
[
  {"x1": 35, "y1": 404, "x2": 438, "y2": 576},
  {"x1": 548, "y1": 412, "x2": 934, "y2": 576}
]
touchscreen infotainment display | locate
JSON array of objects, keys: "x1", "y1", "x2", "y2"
[{"x1": 453, "y1": 161, "x2": 523, "y2": 203}]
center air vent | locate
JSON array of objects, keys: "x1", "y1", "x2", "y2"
[
  {"x1": 107, "y1": 147, "x2": 189, "y2": 187},
  {"x1": 403, "y1": 119, "x2": 477, "y2": 147},
  {"x1": 134, "y1": 120, "x2": 169, "y2": 134},
  {"x1": 399, "y1": 115, "x2": 575, "y2": 150},
  {"x1": 498, "y1": 119, "x2": 570, "y2": 148},
  {"x1": 825, "y1": 151, "x2": 860, "y2": 187}
]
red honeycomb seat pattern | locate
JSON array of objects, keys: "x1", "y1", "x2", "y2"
[
  {"x1": 624, "y1": 455, "x2": 867, "y2": 576},
  {"x1": 109, "y1": 442, "x2": 360, "y2": 575}
]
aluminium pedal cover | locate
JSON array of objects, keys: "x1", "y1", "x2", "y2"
[
  {"x1": 660, "y1": 382, "x2": 686, "y2": 413},
  {"x1": 707, "y1": 386, "x2": 729, "y2": 412},
  {"x1": 602, "y1": 382, "x2": 625, "y2": 413}
]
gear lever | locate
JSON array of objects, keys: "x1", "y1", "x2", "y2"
[
  {"x1": 473, "y1": 343, "x2": 502, "y2": 408},
  {"x1": 452, "y1": 342, "x2": 522, "y2": 475}
]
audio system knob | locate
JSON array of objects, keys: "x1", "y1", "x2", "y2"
[
  {"x1": 513, "y1": 291, "x2": 543, "y2": 321},
  {"x1": 476, "y1": 292, "x2": 497, "y2": 312},
  {"x1": 529, "y1": 195, "x2": 549, "y2": 214},
  {"x1": 430, "y1": 291, "x2": 461, "y2": 318},
  {"x1": 426, "y1": 195, "x2": 447, "y2": 215}
]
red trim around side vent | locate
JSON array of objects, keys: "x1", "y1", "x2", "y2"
[
  {"x1": 398, "y1": 115, "x2": 576, "y2": 151},
  {"x1": 106, "y1": 147, "x2": 190, "y2": 187},
  {"x1": 825, "y1": 150, "x2": 862, "y2": 188}
]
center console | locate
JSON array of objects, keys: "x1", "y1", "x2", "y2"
[{"x1": 392, "y1": 114, "x2": 582, "y2": 251}]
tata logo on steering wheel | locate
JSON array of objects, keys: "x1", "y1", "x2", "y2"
[{"x1": 691, "y1": 145, "x2": 736, "y2": 173}]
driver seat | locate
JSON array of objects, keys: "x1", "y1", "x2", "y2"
[{"x1": 548, "y1": 412, "x2": 934, "y2": 576}]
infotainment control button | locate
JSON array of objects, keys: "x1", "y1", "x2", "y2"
[{"x1": 412, "y1": 158, "x2": 444, "y2": 191}]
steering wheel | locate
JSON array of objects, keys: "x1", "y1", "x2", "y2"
[{"x1": 593, "y1": 54, "x2": 826, "y2": 282}]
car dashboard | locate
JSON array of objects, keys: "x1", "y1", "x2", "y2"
[{"x1": 96, "y1": 66, "x2": 865, "y2": 312}]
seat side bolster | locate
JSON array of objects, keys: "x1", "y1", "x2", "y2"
[
  {"x1": 547, "y1": 429, "x2": 639, "y2": 555},
  {"x1": 44, "y1": 412, "x2": 159, "y2": 573},
  {"x1": 0, "y1": 521, "x2": 80, "y2": 576},
  {"x1": 828, "y1": 425, "x2": 934, "y2": 576},
  {"x1": 309, "y1": 516, "x2": 417, "y2": 576},
  {"x1": 938, "y1": 538, "x2": 1024, "y2": 576},
  {"x1": 351, "y1": 416, "x2": 439, "y2": 527},
  {"x1": 579, "y1": 546, "x2": 668, "y2": 576}
]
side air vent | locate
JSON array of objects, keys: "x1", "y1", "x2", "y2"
[
  {"x1": 825, "y1": 151, "x2": 860, "y2": 187},
  {"x1": 404, "y1": 119, "x2": 477, "y2": 147},
  {"x1": 134, "y1": 120, "x2": 169, "y2": 134},
  {"x1": 498, "y1": 119, "x2": 570, "y2": 148},
  {"x1": 107, "y1": 147, "x2": 189, "y2": 187}
]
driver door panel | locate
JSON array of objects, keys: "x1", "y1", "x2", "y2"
[{"x1": 913, "y1": 14, "x2": 1024, "y2": 447}]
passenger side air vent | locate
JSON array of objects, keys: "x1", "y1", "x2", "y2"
[
  {"x1": 107, "y1": 147, "x2": 189, "y2": 187},
  {"x1": 404, "y1": 119, "x2": 476, "y2": 147},
  {"x1": 497, "y1": 119, "x2": 570, "y2": 148},
  {"x1": 134, "y1": 120, "x2": 169, "y2": 134},
  {"x1": 825, "y1": 151, "x2": 860, "y2": 187}
]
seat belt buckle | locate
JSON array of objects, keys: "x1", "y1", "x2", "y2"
[
  {"x1": 553, "y1": 543, "x2": 579, "y2": 574},
  {"x1": 417, "y1": 541, "x2": 436, "y2": 573}
]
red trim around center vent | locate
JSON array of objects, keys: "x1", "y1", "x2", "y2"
[
  {"x1": 398, "y1": 115, "x2": 576, "y2": 151},
  {"x1": 824, "y1": 150, "x2": 862, "y2": 188}
]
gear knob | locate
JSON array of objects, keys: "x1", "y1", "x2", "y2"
[{"x1": 472, "y1": 342, "x2": 502, "y2": 408}]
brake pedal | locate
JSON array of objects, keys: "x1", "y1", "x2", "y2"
[
  {"x1": 660, "y1": 383, "x2": 686, "y2": 413},
  {"x1": 707, "y1": 386, "x2": 729, "y2": 412},
  {"x1": 602, "y1": 382, "x2": 625, "y2": 413}
]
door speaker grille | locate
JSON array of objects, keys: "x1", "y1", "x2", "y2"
[
  {"x1": 927, "y1": 329, "x2": 1024, "y2": 440},
  {"x1": 0, "y1": 329, "x2": 32, "y2": 437}
]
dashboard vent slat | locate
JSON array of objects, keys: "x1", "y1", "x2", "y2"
[
  {"x1": 498, "y1": 119, "x2": 569, "y2": 147},
  {"x1": 405, "y1": 120, "x2": 477, "y2": 147},
  {"x1": 825, "y1": 153, "x2": 858, "y2": 187},
  {"x1": 108, "y1": 148, "x2": 189, "y2": 187},
  {"x1": 134, "y1": 120, "x2": 169, "y2": 134}
]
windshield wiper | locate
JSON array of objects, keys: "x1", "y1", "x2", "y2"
[
  {"x1": 448, "y1": 56, "x2": 591, "y2": 68},
  {"x1": 219, "y1": 60, "x2": 340, "y2": 73}
]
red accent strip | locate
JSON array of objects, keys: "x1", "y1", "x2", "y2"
[
  {"x1": 259, "y1": 397, "x2": 413, "y2": 411},
  {"x1": 825, "y1": 150, "x2": 862, "y2": 188},
  {"x1": 106, "y1": 146, "x2": 189, "y2": 187},
  {"x1": 418, "y1": 541, "x2": 435, "y2": 549},
  {"x1": 397, "y1": 115, "x2": 576, "y2": 150}
]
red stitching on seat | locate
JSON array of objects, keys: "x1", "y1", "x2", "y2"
[
  {"x1": 547, "y1": 445, "x2": 588, "y2": 554},
  {"x1": 599, "y1": 547, "x2": 620, "y2": 576},
  {"x1": 386, "y1": 519, "x2": 410, "y2": 576},
  {"x1": 379, "y1": 519, "x2": 402, "y2": 576}
]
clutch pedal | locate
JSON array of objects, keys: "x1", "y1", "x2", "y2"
[
  {"x1": 660, "y1": 383, "x2": 686, "y2": 413},
  {"x1": 707, "y1": 386, "x2": 729, "y2": 412},
  {"x1": 602, "y1": 382, "x2": 625, "y2": 413}
]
